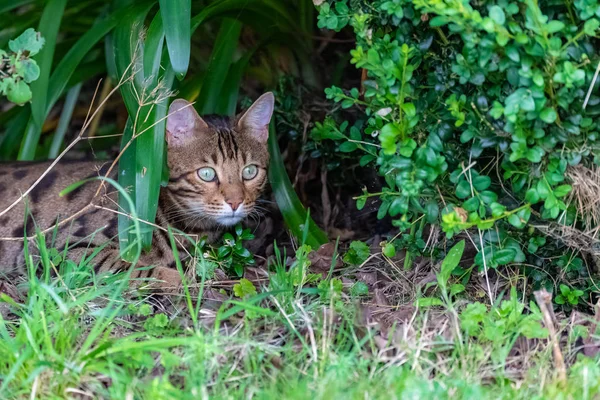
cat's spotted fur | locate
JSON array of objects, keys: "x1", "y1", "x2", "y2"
[{"x1": 0, "y1": 93, "x2": 274, "y2": 287}]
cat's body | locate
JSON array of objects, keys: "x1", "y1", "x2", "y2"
[{"x1": 0, "y1": 93, "x2": 274, "y2": 287}]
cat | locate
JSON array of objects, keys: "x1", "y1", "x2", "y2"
[{"x1": 0, "y1": 92, "x2": 274, "y2": 288}]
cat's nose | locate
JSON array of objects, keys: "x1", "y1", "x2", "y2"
[{"x1": 226, "y1": 199, "x2": 243, "y2": 211}]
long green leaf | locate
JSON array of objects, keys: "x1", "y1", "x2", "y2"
[
  {"x1": 46, "y1": 5, "x2": 128, "y2": 114},
  {"x1": 268, "y1": 123, "x2": 328, "y2": 249},
  {"x1": 215, "y1": 46, "x2": 259, "y2": 116},
  {"x1": 114, "y1": 6, "x2": 174, "y2": 252},
  {"x1": 48, "y1": 83, "x2": 81, "y2": 159},
  {"x1": 158, "y1": 0, "x2": 191, "y2": 79},
  {"x1": 195, "y1": 18, "x2": 242, "y2": 115},
  {"x1": 18, "y1": 0, "x2": 67, "y2": 160}
]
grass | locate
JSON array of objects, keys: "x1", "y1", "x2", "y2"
[{"x1": 1, "y1": 232, "x2": 599, "y2": 399}]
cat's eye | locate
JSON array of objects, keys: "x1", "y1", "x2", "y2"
[
  {"x1": 198, "y1": 167, "x2": 216, "y2": 182},
  {"x1": 242, "y1": 164, "x2": 258, "y2": 180}
]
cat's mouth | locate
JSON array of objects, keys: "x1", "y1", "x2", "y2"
[{"x1": 216, "y1": 215, "x2": 244, "y2": 226}]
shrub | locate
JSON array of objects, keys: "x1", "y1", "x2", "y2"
[{"x1": 314, "y1": 0, "x2": 600, "y2": 302}]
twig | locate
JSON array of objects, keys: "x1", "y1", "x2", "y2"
[
  {"x1": 583, "y1": 59, "x2": 600, "y2": 109},
  {"x1": 534, "y1": 288, "x2": 567, "y2": 385}
]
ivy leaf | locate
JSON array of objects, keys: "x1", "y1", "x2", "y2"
[{"x1": 8, "y1": 28, "x2": 45, "y2": 55}]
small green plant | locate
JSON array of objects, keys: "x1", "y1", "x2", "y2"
[
  {"x1": 460, "y1": 287, "x2": 548, "y2": 364},
  {"x1": 555, "y1": 284, "x2": 585, "y2": 306},
  {"x1": 233, "y1": 278, "x2": 258, "y2": 298},
  {"x1": 343, "y1": 240, "x2": 371, "y2": 265},
  {"x1": 197, "y1": 224, "x2": 255, "y2": 277},
  {"x1": 416, "y1": 240, "x2": 466, "y2": 308},
  {"x1": 0, "y1": 28, "x2": 44, "y2": 104}
]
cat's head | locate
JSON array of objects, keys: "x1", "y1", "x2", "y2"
[{"x1": 164, "y1": 92, "x2": 274, "y2": 228}]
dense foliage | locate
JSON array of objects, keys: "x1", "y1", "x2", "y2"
[{"x1": 314, "y1": 0, "x2": 600, "y2": 303}]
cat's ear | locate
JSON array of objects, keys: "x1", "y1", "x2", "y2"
[
  {"x1": 166, "y1": 99, "x2": 208, "y2": 146},
  {"x1": 237, "y1": 92, "x2": 274, "y2": 143}
]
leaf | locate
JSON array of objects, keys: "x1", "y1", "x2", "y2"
[
  {"x1": 415, "y1": 297, "x2": 445, "y2": 307},
  {"x1": 553, "y1": 184, "x2": 571, "y2": 198},
  {"x1": 473, "y1": 175, "x2": 491, "y2": 191},
  {"x1": 438, "y1": 240, "x2": 465, "y2": 289},
  {"x1": 18, "y1": 59, "x2": 40, "y2": 83},
  {"x1": 546, "y1": 20, "x2": 565, "y2": 34},
  {"x1": 17, "y1": 0, "x2": 66, "y2": 160},
  {"x1": 383, "y1": 242, "x2": 396, "y2": 258},
  {"x1": 379, "y1": 123, "x2": 400, "y2": 155},
  {"x1": 343, "y1": 241, "x2": 370, "y2": 265},
  {"x1": 584, "y1": 18, "x2": 600, "y2": 36},
  {"x1": 159, "y1": 0, "x2": 191, "y2": 79},
  {"x1": 8, "y1": 28, "x2": 45, "y2": 55},
  {"x1": 539, "y1": 107, "x2": 557, "y2": 123},
  {"x1": 268, "y1": 123, "x2": 328, "y2": 248},
  {"x1": 5, "y1": 80, "x2": 31, "y2": 104},
  {"x1": 233, "y1": 278, "x2": 257, "y2": 298},
  {"x1": 489, "y1": 6, "x2": 505, "y2": 25},
  {"x1": 493, "y1": 248, "x2": 517, "y2": 265},
  {"x1": 195, "y1": 18, "x2": 242, "y2": 114},
  {"x1": 450, "y1": 283, "x2": 465, "y2": 296}
]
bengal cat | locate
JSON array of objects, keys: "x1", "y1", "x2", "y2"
[{"x1": 0, "y1": 92, "x2": 274, "y2": 288}]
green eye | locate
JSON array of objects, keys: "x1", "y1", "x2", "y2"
[
  {"x1": 242, "y1": 164, "x2": 258, "y2": 180},
  {"x1": 198, "y1": 167, "x2": 216, "y2": 182}
]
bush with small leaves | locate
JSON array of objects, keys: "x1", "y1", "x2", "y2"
[{"x1": 314, "y1": 0, "x2": 599, "y2": 306}]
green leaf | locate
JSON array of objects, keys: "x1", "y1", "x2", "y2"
[
  {"x1": 8, "y1": 28, "x2": 45, "y2": 55},
  {"x1": 415, "y1": 297, "x2": 445, "y2": 307},
  {"x1": 18, "y1": 59, "x2": 40, "y2": 83},
  {"x1": 159, "y1": 0, "x2": 191, "y2": 79},
  {"x1": 380, "y1": 123, "x2": 400, "y2": 155},
  {"x1": 5, "y1": 79, "x2": 31, "y2": 104},
  {"x1": 546, "y1": 20, "x2": 565, "y2": 34},
  {"x1": 489, "y1": 6, "x2": 505, "y2": 25},
  {"x1": 450, "y1": 283, "x2": 465, "y2": 297},
  {"x1": 350, "y1": 282, "x2": 369, "y2": 297},
  {"x1": 553, "y1": 184, "x2": 571, "y2": 198},
  {"x1": 344, "y1": 241, "x2": 370, "y2": 265},
  {"x1": 473, "y1": 175, "x2": 491, "y2": 191},
  {"x1": 456, "y1": 180, "x2": 471, "y2": 199},
  {"x1": 383, "y1": 242, "x2": 396, "y2": 258},
  {"x1": 438, "y1": 240, "x2": 465, "y2": 289},
  {"x1": 195, "y1": 18, "x2": 242, "y2": 114},
  {"x1": 18, "y1": 0, "x2": 66, "y2": 160},
  {"x1": 233, "y1": 278, "x2": 257, "y2": 298},
  {"x1": 269, "y1": 123, "x2": 328, "y2": 248},
  {"x1": 493, "y1": 248, "x2": 517, "y2": 265},
  {"x1": 584, "y1": 18, "x2": 600, "y2": 36},
  {"x1": 539, "y1": 107, "x2": 557, "y2": 123}
]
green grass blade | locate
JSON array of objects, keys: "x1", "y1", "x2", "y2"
[
  {"x1": 158, "y1": 0, "x2": 191, "y2": 79},
  {"x1": 195, "y1": 18, "x2": 242, "y2": 115},
  {"x1": 268, "y1": 123, "x2": 328, "y2": 248},
  {"x1": 48, "y1": 83, "x2": 81, "y2": 159},
  {"x1": 18, "y1": 0, "x2": 67, "y2": 160}
]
